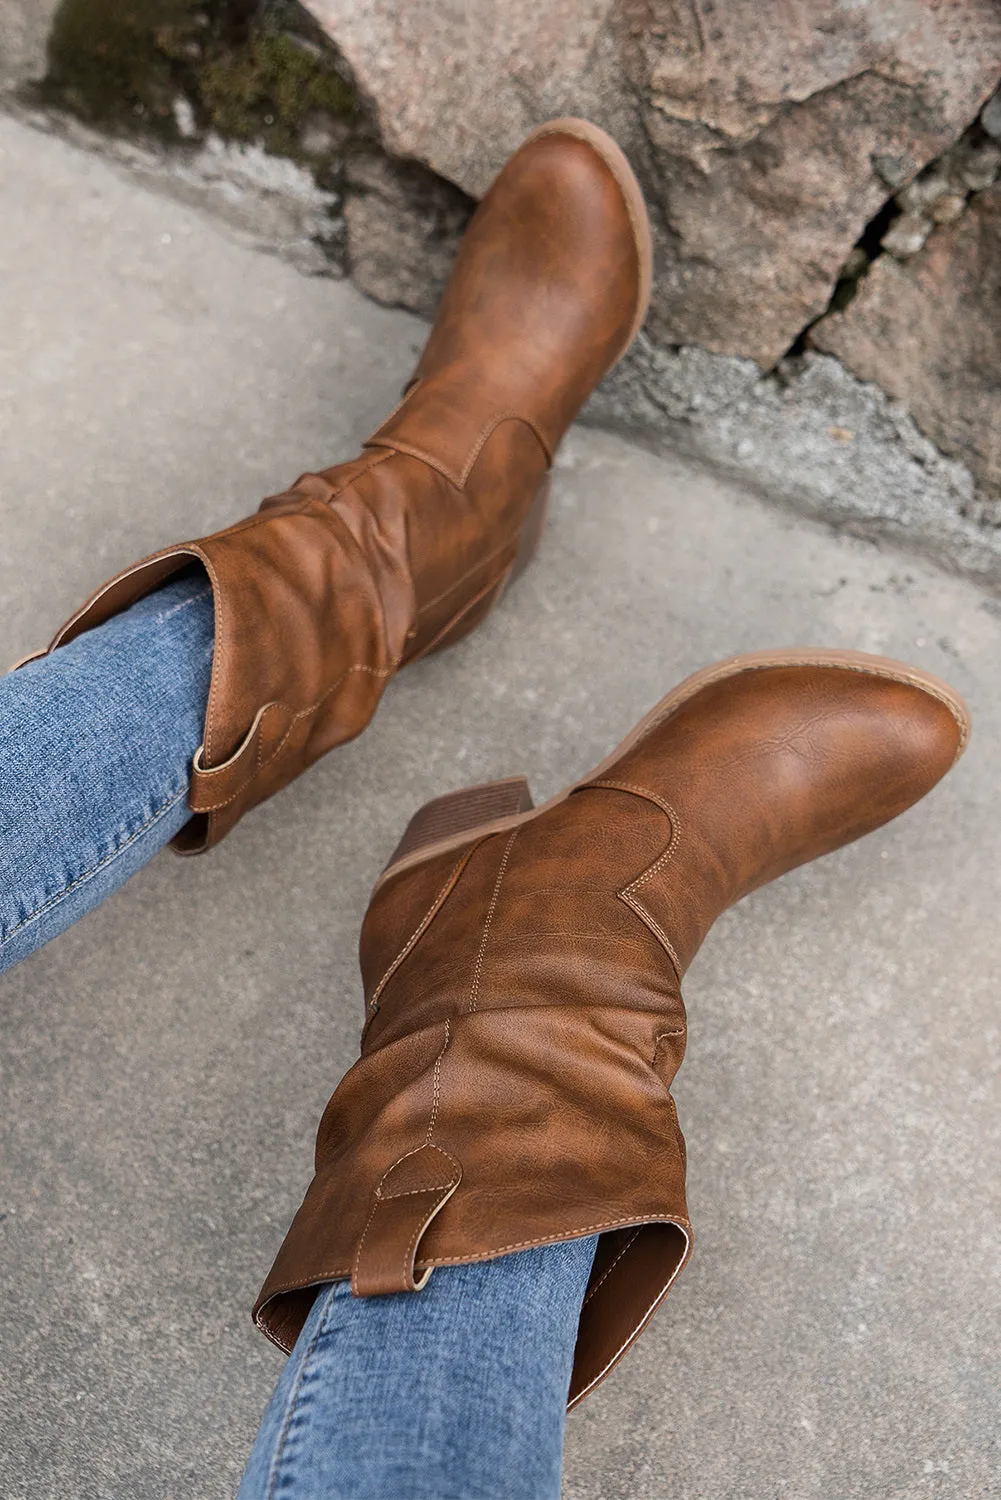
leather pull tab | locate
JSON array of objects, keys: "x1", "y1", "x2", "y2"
[
  {"x1": 351, "y1": 1144, "x2": 462, "y2": 1297},
  {"x1": 187, "y1": 704, "x2": 274, "y2": 814}
]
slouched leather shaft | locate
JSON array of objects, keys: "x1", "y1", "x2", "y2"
[
  {"x1": 254, "y1": 653, "x2": 969, "y2": 1407},
  {"x1": 19, "y1": 120, "x2": 651, "y2": 850}
]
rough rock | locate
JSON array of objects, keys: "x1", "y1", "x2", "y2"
[
  {"x1": 343, "y1": 152, "x2": 471, "y2": 319},
  {"x1": 588, "y1": 341, "x2": 1001, "y2": 585},
  {"x1": 303, "y1": 0, "x2": 1001, "y2": 365},
  {"x1": 0, "y1": 0, "x2": 61, "y2": 88},
  {"x1": 811, "y1": 186, "x2": 1001, "y2": 499}
]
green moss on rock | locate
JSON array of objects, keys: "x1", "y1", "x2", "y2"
[
  {"x1": 200, "y1": 25, "x2": 356, "y2": 154},
  {"x1": 41, "y1": 0, "x2": 359, "y2": 156},
  {"x1": 44, "y1": 0, "x2": 203, "y2": 134}
]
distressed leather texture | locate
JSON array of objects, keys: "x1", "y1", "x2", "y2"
[
  {"x1": 23, "y1": 124, "x2": 646, "y2": 850},
  {"x1": 254, "y1": 659, "x2": 967, "y2": 1406}
]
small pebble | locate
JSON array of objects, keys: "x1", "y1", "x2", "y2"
[
  {"x1": 930, "y1": 193, "x2": 966, "y2": 224},
  {"x1": 896, "y1": 172, "x2": 950, "y2": 214},
  {"x1": 957, "y1": 141, "x2": 1001, "y2": 192},
  {"x1": 881, "y1": 213, "x2": 932, "y2": 259},
  {"x1": 980, "y1": 90, "x2": 1001, "y2": 140},
  {"x1": 172, "y1": 96, "x2": 197, "y2": 140}
]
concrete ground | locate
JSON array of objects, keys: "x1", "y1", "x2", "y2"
[{"x1": 0, "y1": 110, "x2": 999, "y2": 1500}]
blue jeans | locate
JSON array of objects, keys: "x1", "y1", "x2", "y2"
[
  {"x1": 239, "y1": 1240, "x2": 598, "y2": 1500},
  {"x1": 0, "y1": 576, "x2": 597, "y2": 1496},
  {"x1": 0, "y1": 570, "x2": 215, "y2": 969}
]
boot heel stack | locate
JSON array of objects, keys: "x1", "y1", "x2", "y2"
[{"x1": 384, "y1": 777, "x2": 535, "y2": 871}]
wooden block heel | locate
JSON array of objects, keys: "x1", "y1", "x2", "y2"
[{"x1": 384, "y1": 777, "x2": 535, "y2": 871}]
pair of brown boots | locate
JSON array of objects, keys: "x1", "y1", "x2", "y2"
[{"x1": 26, "y1": 121, "x2": 970, "y2": 1406}]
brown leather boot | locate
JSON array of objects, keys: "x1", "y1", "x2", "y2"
[
  {"x1": 253, "y1": 648, "x2": 969, "y2": 1406},
  {"x1": 18, "y1": 120, "x2": 651, "y2": 851}
]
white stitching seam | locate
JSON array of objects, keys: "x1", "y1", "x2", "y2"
[
  {"x1": 368, "y1": 852, "x2": 478, "y2": 1013},
  {"x1": 425, "y1": 1021, "x2": 450, "y2": 1143},
  {"x1": 266, "y1": 1213, "x2": 694, "y2": 1300},
  {"x1": 567, "y1": 1225, "x2": 692, "y2": 1411},
  {"x1": 467, "y1": 829, "x2": 518, "y2": 1013},
  {"x1": 590, "y1": 779, "x2": 684, "y2": 981},
  {"x1": 351, "y1": 1025, "x2": 455, "y2": 1292},
  {"x1": 262, "y1": 1281, "x2": 339, "y2": 1500},
  {"x1": 581, "y1": 1228, "x2": 642, "y2": 1309}
]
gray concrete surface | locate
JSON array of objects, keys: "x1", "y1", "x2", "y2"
[{"x1": 0, "y1": 111, "x2": 999, "y2": 1500}]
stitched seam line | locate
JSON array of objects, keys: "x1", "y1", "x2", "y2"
[
  {"x1": 413, "y1": 532, "x2": 521, "y2": 616},
  {"x1": 582, "y1": 1228, "x2": 642, "y2": 1309},
  {"x1": 593, "y1": 780, "x2": 682, "y2": 894},
  {"x1": 406, "y1": 574, "x2": 506, "y2": 663},
  {"x1": 195, "y1": 661, "x2": 398, "y2": 812},
  {"x1": 267, "y1": 1213, "x2": 695, "y2": 1297},
  {"x1": 201, "y1": 478, "x2": 390, "y2": 765},
  {"x1": 401, "y1": 1188, "x2": 453, "y2": 1290},
  {"x1": 378, "y1": 1183, "x2": 454, "y2": 1199},
  {"x1": 364, "y1": 437, "x2": 464, "y2": 489},
  {"x1": 351, "y1": 1198, "x2": 382, "y2": 1290},
  {"x1": 368, "y1": 847, "x2": 479, "y2": 1013},
  {"x1": 589, "y1": 779, "x2": 684, "y2": 980},
  {"x1": 197, "y1": 538, "x2": 523, "y2": 810},
  {"x1": 467, "y1": 829, "x2": 518, "y2": 1014},
  {"x1": 262, "y1": 1283, "x2": 338, "y2": 1500},
  {"x1": 373, "y1": 1143, "x2": 452, "y2": 1196},
  {"x1": 569, "y1": 1228, "x2": 692, "y2": 1409},
  {"x1": 459, "y1": 413, "x2": 554, "y2": 485},
  {"x1": 318, "y1": 447, "x2": 394, "y2": 501},
  {"x1": 619, "y1": 894, "x2": 683, "y2": 981},
  {"x1": 402, "y1": 1216, "x2": 427, "y2": 1288},
  {"x1": 360, "y1": 380, "x2": 423, "y2": 447},
  {"x1": 352, "y1": 1026, "x2": 453, "y2": 1291},
  {"x1": 425, "y1": 1020, "x2": 450, "y2": 1143},
  {"x1": 0, "y1": 783, "x2": 189, "y2": 946},
  {"x1": 368, "y1": 414, "x2": 553, "y2": 492}
]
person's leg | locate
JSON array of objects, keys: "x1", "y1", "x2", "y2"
[
  {"x1": 0, "y1": 569, "x2": 214, "y2": 972},
  {"x1": 238, "y1": 1235, "x2": 598, "y2": 1500}
]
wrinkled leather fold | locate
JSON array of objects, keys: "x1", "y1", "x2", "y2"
[
  {"x1": 22, "y1": 436, "x2": 543, "y2": 851},
  {"x1": 252, "y1": 653, "x2": 966, "y2": 1408},
  {"x1": 31, "y1": 487, "x2": 416, "y2": 852},
  {"x1": 20, "y1": 123, "x2": 649, "y2": 848},
  {"x1": 253, "y1": 1003, "x2": 692, "y2": 1402}
]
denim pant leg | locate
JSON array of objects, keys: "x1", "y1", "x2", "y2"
[
  {"x1": 238, "y1": 1235, "x2": 599, "y2": 1500},
  {"x1": 0, "y1": 570, "x2": 214, "y2": 972}
]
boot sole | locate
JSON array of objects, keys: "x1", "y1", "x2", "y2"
[
  {"x1": 376, "y1": 648, "x2": 971, "y2": 891},
  {"x1": 522, "y1": 117, "x2": 654, "y2": 368}
]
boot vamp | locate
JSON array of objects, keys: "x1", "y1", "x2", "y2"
[
  {"x1": 601, "y1": 663, "x2": 964, "y2": 971},
  {"x1": 373, "y1": 131, "x2": 641, "y2": 465}
]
